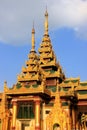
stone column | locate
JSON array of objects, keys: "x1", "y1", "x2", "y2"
[
  {"x1": 35, "y1": 99, "x2": 41, "y2": 130},
  {"x1": 12, "y1": 99, "x2": 17, "y2": 130}
]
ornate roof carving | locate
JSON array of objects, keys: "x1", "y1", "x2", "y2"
[{"x1": 46, "y1": 81, "x2": 70, "y2": 129}]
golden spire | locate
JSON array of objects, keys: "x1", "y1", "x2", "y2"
[
  {"x1": 31, "y1": 22, "x2": 35, "y2": 51},
  {"x1": 44, "y1": 8, "x2": 48, "y2": 35}
]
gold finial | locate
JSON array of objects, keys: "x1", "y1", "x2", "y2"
[
  {"x1": 4, "y1": 81, "x2": 8, "y2": 91},
  {"x1": 31, "y1": 22, "x2": 35, "y2": 51},
  {"x1": 44, "y1": 8, "x2": 48, "y2": 35},
  {"x1": 4, "y1": 81, "x2": 7, "y2": 87}
]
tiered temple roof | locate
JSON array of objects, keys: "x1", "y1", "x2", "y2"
[{"x1": 1, "y1": 10, "x2": 87, "y2": 101}]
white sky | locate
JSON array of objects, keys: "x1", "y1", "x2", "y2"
[{"x1": 0, "y1": 0, "x2": 87, "y2": 45}]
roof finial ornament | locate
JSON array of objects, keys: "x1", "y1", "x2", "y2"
[
  {"x1": 44, "y1": 7, "x2": 48, "y2": 35},
  {"x1": 31, "y1": 21, "x2": 35, "y2": 51},
  {"x1": 4, "y1": 81, "x2": 8, "y2": 91}
]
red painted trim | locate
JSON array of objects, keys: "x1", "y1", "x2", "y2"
[
  {"x1": 12, "y1": 126, "x2": 15, "y2": 130},
  {"x1": 35, "y1": 126, "x2": 40, "y2": 130},
  {"x1": 12, "y1": 99, "x2": 17, "y2": 106},
  {"x1": 35, "y1": 100, "x2": 40, "y2": 105},
  {"x1": 78, "y1": 101, "x2": 87, "y2": 105}
]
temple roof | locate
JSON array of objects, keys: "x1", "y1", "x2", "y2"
[
  {"x1": 38, "y1": 10, "x2": 57, "y2": 67},
  {"x1": 17, "y1": 26, "x2": 41, "y2": 83},
  {"x1": 2, "y1": 10, "x2": 87, "y2": 100}
]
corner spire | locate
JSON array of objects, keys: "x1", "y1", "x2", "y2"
[
  {"x1": 31, "y1": 22, "x2": 35, "y2": 51},
  {"x1": 44, "y1": 8, "x2": 49, "y2": 35}
]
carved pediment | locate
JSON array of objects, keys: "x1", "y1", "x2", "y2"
[{"x1": 46, "y1": 91, "x2": 70, "y2": 130}]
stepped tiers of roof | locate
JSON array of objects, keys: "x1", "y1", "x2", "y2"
[{"x1": 0, "y1": 10, "x2": 87, "y2": 130}]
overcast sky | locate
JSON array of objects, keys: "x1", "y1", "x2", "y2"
[{"x1": 0, "y1": 0, "x2": 87, "y2": 90}]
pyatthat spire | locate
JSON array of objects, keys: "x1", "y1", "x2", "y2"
[
  {"x1": 31, "y1": 23, "x2": 35, "y2": 51},
  {"x1": 44, "y1": 8, "x2": 49, "y2": 35}
]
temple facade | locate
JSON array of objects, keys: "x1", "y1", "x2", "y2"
[{"x1": 0, "y1": 10, "x2": 87, "y2": 130}]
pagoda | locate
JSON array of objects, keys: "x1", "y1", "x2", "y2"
[{"x1": 0, "y1": 10, "x2": 87, "y2": 130}]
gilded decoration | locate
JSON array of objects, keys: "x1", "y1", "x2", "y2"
[{"x1": 46, "y1": 83, "x2": 70, "y2": 130}]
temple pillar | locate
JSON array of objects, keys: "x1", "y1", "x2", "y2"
[
  {"x1": 12, "y1": 99, "x2": 17, "y2": 130},
  {"x1": 72, "y1": 108, "x2": 76, "y2": 130},
  {"x1": 35, "y1": 99, "x2": 41, "y2": 130},
  {"x1": 42, "y1": 103, "x2": 46, "y2": 130}
]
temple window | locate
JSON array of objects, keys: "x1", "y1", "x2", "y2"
[{"x1": 17, "y1": 101, "x2": 34, "y2": 119}]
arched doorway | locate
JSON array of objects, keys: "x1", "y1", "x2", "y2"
[{"x1": 53, "y1": 123, "x2": 60, "y2": 130}]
